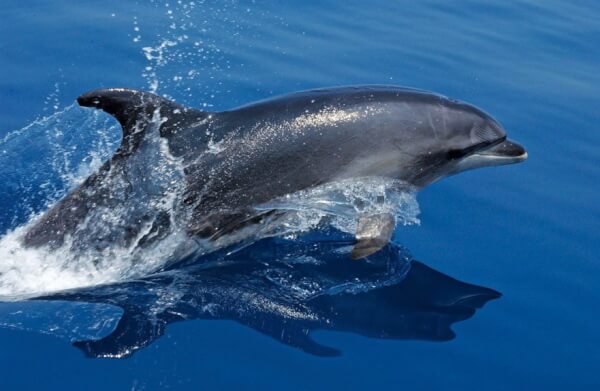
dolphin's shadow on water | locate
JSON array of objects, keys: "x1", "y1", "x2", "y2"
[{"x1": 32, "y1": 230, "x2": 500, "y2": 358}]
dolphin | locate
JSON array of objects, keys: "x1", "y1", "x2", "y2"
[{"x1": 22, "y1": 86, "x2": 527, "y2": 259}]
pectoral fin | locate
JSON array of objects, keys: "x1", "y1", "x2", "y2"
[{"x1": 351, "y1": 213, "x2": 396, "y2": 260}]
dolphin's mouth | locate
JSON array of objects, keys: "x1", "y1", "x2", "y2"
[
  {"x1": 475, "y1": 139, "x2": 527, "y2": 162},
  {"x1": 457, "y1": 139, "x2": 527, "y2": 171}
]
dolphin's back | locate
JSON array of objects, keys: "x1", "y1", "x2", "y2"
[
  {"x1": 227, "y1": 85, "x2": 444, "y2": 113},
  {"x1": 186, "y1": 86, "x2": 449, "y2": 213}
]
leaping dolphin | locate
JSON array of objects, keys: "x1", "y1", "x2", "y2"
[{"x1": 22, "y1": 86, "x2": 527, "y2": 259}]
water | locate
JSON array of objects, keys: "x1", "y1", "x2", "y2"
[{"x1": 1, "y1": 0, "x2": 599, "y2": 389}]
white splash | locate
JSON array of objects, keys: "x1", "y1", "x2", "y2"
[
  {"x1": 0, "y1": 107, "x2": 197, "y2": 299},
  {"x1": 0, "y1": 225, "x2": 126, "y2": 298}
]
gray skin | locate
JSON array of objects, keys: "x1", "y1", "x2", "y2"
[{"x1": 23, "y1": 86, "x2": 527, "y2": 258}]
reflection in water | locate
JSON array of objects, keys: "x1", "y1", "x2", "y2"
[{"x1": 3, "y1": 231, "x2": 500, "y2": 358}]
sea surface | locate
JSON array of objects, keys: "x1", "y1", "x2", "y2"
[{"x1": 1, "y1": 1, "x2": 599, "y2": 390}]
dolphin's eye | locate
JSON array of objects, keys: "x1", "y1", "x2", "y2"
[{"x1": 447, "y1": 149, "x2": 466, "y2": 160}]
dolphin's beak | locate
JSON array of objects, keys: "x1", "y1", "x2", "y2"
[
  {"x1": 456, "y1": 139, "x2": 527, "y2": 171},
  {"x1": 476, "y1": 139, "x2": 528, "y2": 163}
]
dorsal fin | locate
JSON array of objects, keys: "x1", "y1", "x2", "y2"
[{"x1": 77, "y1": 88, "x2": 209, "y2": 154}]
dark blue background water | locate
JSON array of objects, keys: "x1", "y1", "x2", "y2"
[{"x1": 1, "y1": 0, "x2": 599, "y2": 389}]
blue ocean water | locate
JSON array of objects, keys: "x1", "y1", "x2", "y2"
[{"x1": 1, "y1": 0, "x2": 599, "y2": 389}]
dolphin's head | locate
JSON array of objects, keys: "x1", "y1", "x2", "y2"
[{"x1": 403, "y1": 97, "x2": 527, "y2": 187}]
